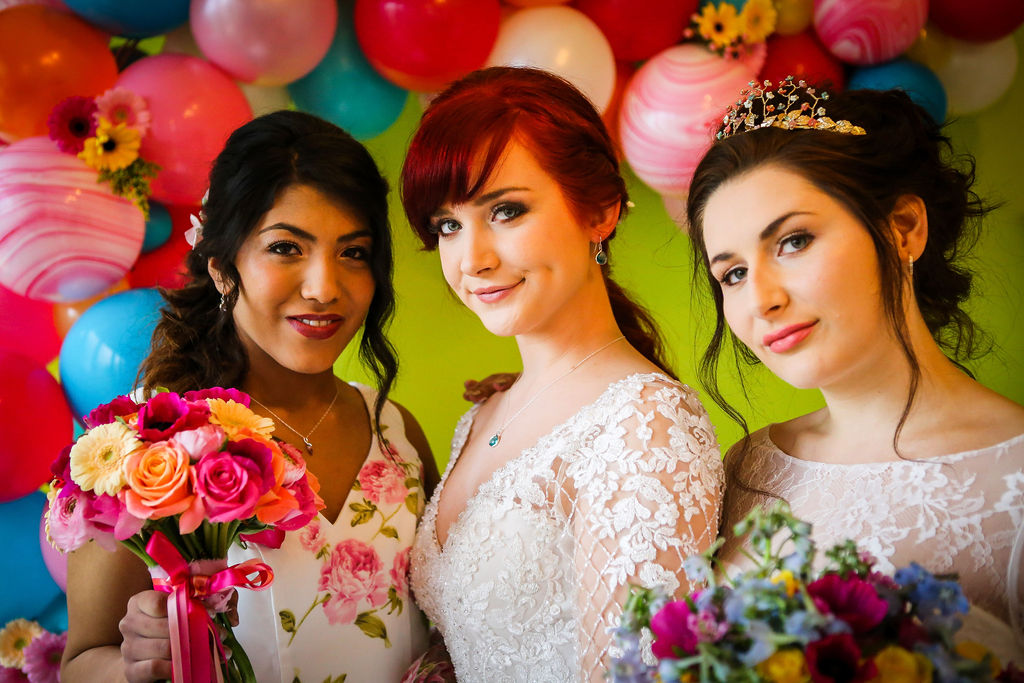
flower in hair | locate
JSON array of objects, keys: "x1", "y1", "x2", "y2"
[{"x1": 185, "y1": 189, "x2": 209, "y2": 249}]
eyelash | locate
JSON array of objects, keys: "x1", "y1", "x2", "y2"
[
  {"x1": 428, "y1": 201, "x2": 528, "y2": 238},
  {"x1": 267, "y1": 242, "x2": 371, "y2": 260},
  {"x1": 717, "y1": 231, "x2": 814, "y2": 287}
]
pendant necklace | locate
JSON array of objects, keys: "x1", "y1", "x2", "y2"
[
  {"x1": 488, "y1": 335, "x2": 625, "y2": 448},
  {"x1": 250, "y1": 384, "x2": 340, "y2": 455}
]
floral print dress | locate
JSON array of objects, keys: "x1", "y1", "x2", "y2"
[{"x1": 229, "y1": 384, "x2": 429, "y2": 682}]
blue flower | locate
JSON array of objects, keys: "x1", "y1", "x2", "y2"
[
  {"x1": 737, "y1": 619, "x2": 777, "y2": 666},
  {"x1": 783, "y1": 609, "x2": 824, "y2": 642},
  {"x1": 683, "y1": 555, "x2": 712, "y2": 584}
]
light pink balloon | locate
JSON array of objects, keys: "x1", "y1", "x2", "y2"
[
  {"x1": 191, "y1": 0, "x2": 338, "y2": 86},
  {"x1": 619, "y1": 43, "x2": 764, "y2": 198},
  {"x1": 116, "y1": 54, "x2": 252, "y2": 206},
  {"x1": 39, "y1": 504, "x2": 67, "y2": 592},
  {"x1": 0, "y1": 137, "x2": 144, "y2": 302},
  {"x1": 814, "y1": 0, "x2": 927, "y2": 65}
]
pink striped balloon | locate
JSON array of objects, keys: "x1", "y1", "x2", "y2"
[
  {"x1": 814, "y1": 0, "x2": 927, "y2": 66},
  {"x1": 619, "y1": 43, "x2": 764, "y2": 198},
  {"x1": 0, "y1": 137, "x2": 144, "y2": 302}
]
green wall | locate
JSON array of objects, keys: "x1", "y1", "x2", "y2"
[{"x1": 342, "y1": 28, "x2": 1024, "y2": 467}]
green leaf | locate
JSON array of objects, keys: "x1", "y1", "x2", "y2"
[
  {"x1": 315, "y1": 545, "x2": 331, "y2": 560},
  {"x1": 404, "y1": 477, "x2": 420, "y2": 489},
  {"x1": 349, "y1": 500, "x2": 377, "y2": 526},
  {"x1": 351, "y1": 479, "x2": 362, "y2": 491},
  {"x1": 380, "y1": 526, "x2": 399, "y2": 539},
  {"x1": 405, "y1": 492, "x2": 419, "y2": 515},
  {"x1": 354, "y1": 612, "x2": 391, "y2": 647},
  {"x1": 279, "y1": 610, "x2": 296, "y2": 633}
]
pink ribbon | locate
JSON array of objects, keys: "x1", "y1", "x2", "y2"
[{"x1": 146, "y1": 531, "x2": 274, "y2": 683}]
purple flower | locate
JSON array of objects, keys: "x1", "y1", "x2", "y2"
[
  {"x1": 807, "y1": 574, "x2": 888, "y2": 633},
  {"x1": 650, "y1": 601, "x2": 698, "y2": 659},
  {"x1": 22, "y1": 630, "x2": 65, "y2": 683},
  {"x1": 83, "y1": 395, "x2": 140, "y2": 429},
  {"x1": 47, "y1": 96, "x2": 97, "y2": 154},
  {"x1": 136, "y1": 392, "x2": 210, "y2": 441},
  {"x1": 182, "y1": 387, "x2": 251, "y2": 406},
  {"x1": 806, "y1": 633, "x2": 877, "y2": 683}
]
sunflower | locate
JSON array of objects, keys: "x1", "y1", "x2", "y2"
[
  {"x1": 208, "y1": 399, "x2": 276, "y2": 441},
  {"x1": 78, "y1": 117, "x2": 141, "y2": 172},
  {"x1": 68, "y1": 421, "x2": 142, "y2": 496},
  {"x1": 695, "y1": 2, "x2": 742, "y2": 50},
  {"x1": 740, "y1": 0, "x2": 778, "y2": 43},
  {"x1": 0, "y1": 619, "x2": 43, "y2": 669}
]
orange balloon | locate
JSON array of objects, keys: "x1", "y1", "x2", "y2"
[
  {"x1": 53, "y1": 277, "x2": 130, "y2": 338},
  {"x1": 0, "y1": 5, "x2": 118, "y2": 140}
]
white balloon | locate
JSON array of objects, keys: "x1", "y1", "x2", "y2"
[
  {"x1": 485, "y1": 6, "x2": 615, "y2": 112},
  {"x1": 913, "y1": 31, "x2": 1018, "y2": 115},
  {"x1": 238, "y1": 82, "x2": 293, "y2": 117}
]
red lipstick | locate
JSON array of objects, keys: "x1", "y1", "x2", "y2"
[{"x1": 287, "y1": 314, "x2": 343, "y2": 340}]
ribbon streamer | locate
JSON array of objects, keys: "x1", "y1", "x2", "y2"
[{"x1": 146, "y1": 531, "x2": 274, "y2": 683}]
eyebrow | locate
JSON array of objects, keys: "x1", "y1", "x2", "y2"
[
  {"x1": 258, "y1": 223, "x2": 373, "y2": 243},
  {"x1": 708, "y1": 211, "x2": 811, "y2": 265},
  {"x1": 431, "y1": 186, "x2": 531, "y2": 219}
]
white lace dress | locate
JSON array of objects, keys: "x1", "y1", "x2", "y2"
[
  {"x1": 717, "y1": 426, "x2": 1024, "y2": 663},
  {"x1": 409, "y1": 372, "x2": 725, "y2": 682}
]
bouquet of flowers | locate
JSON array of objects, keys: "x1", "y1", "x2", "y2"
[
  {"x1": 0, "y1": 618, "x2": 65, "y2": 683},
  {"x1": 45, "y1": 387, "x2": 325, "y2": 683},
  {"x1": 609, "y1": 502, "x2": 1021, "y2": 683}
]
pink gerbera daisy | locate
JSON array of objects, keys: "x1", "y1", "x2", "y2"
[
  {"x1": 21, "y1": 630, "x2": 65, "y2": 683},
  {"x1": 47, "y1": 96, "x2": 98, "y2": 154},
  {"x1": 95, "y1": 87, "x2": 151, "y2": 137}
]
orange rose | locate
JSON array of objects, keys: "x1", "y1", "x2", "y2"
[{"x1": 123, "y1": 441, "x2": 195, "y2": 520}]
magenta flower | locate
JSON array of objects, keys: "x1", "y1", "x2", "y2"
[
  {"x1": 22, "y1": 630, "x2": 65, "y2": 683},
  {"x1": 48, "y1": 445, "x2": 72, "y2": 485},
  {"x1": 650, "y1": 601, "x2": 699, "y2": 659},
  {"x1": 190, "y1": 438, "x2": 275, "y2": 524},
  {"x1": 0, "y1": 666, "x2": 29, "y2": 682},
  {"x1": 807, "y1": 574, "x2": 888, "y2": 633},
  {"x1": 805, "y1": 633, "x2": 877, "y2": 683},
  {"x1": 83, "y1": 395, "x2": 140, "y2": 429},
  {"x1": 47, "y1": 96, "x2": 97, "y2": 154},
  {"x1": 275, "y1": 474, "x2": 323, "y2": 531},
  {"x1": 137, "y1": 392, "x2": 210, "y2": 441},
  {"x1": 183, "y1": 387, "x2": 251, "y2": 406},
  {"x1": 83, "y1": 491, "x2": 144, "y2": 544},
  {"x1": 318, "y1": 540, "x2": 388, "y2": 625}
]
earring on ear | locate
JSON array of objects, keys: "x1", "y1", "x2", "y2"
[
  {"x1": 594, "y1": 241, "x2": 608, "y2": 266},
  {"x1": 219, "y1": 293, "x2": 228, "y2": 312},
  {"x1": 908, "y1": 254, "x2": 914, "y2": 278}
]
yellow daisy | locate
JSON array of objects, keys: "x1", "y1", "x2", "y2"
[
  {"x1": 69, "y1": 421, "x2": 142, "y2": 496},
  {"x1": 873, "y1": 645, "x2": 934, "y2": 683},
  {"x1": 208, "y1": 399, "x2": 275, "y2": 441},
  {"x1": 78, "y1": 117, "x2": 141, "y2": 172},
  {"x1": 0, "y1": 618, "x2": 44, "y2": 669},
  {"x1": 755, "y1": 649, "x2": 809, "y2": 683},
  {"x1": 741, "y1": 0, "x2": 778, "y2": 43},
  {"x1": 695, "y1": 3, "x2": 742, "y2": 49}
]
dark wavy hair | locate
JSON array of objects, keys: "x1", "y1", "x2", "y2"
[
  {"x1": 686, "y1": 87, "x2": 990, "y2": 453},
  {"x1": 140, "y1": 110, "x2": 398, "y2": 437},
  {"x1": 400, "y1": 66, "x2": 674, "y2": 377}
]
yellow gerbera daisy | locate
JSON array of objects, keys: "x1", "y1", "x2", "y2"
[
  {"x1": 873, "y1": 645, "x2": 934, "y2": 683},
  {"x1": 755, "y1": 648, "x2": 809, "y2": 683},
  {"x1": 741, "y1": 0, "x2": 778, "y2": 43},
  {"x1": 69, "y1": 421, "x2": 142, "y2": 496},
  {"x1": 695, "y1": 3, "x2": 742, "y2": 49},
  {"x1": 208, "y1": 399, "x2": 275, "y2": 441},
  {"x1": 0, "y1": 618, "x2": 44, "y2": 669},
  {"x1": 78, "y1": 117, "x2": 141, "y2": 172}
]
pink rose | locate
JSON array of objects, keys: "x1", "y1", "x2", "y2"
[
  {"x1": 47, "y1": 488, "x2": 91, "y2": 552},
  {"x1": 358, "y1": 460, "x2": 409, "y2": 506},
  {"x1": 136, "y1": 392, "x2": 211, "y2": 441},
  {"x1": 298, "y1": 519, "x2": 325, "y2": 553},
  {"x1": 391, "y1": 547, "x2": 411, "y2": 599},
  {"x1": 318, "y1": 540, "x2": 388, "y2": 625},
  {"x1": 171, "y1": 425, "x2": 226, "y2": 460},
  {"x1": 190, "y1": 439, "x2": 275, "y2": 526},
  {"x1": 83, "y1": 395, "x2": 139, "y2": 428},
  {"x1": 182, "y1": 387, "x2": 250, "y2": 406}
]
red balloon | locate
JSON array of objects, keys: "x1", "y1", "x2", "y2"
[
  {"x1": 0, "y1": 284, "x2": 60, "y2": 365},
  {"x1": 127, "y1": 204, "x2": 195, "y2": 289},
  {"x1": 758, "y1": 30, "x2": 846, "y2": 91},
  {"x1": 929, "y1": 0, "x2": 1024, "y2": 42},
  {"x1": 0, "y1": 351, "x2": 72, "y2": 502},
  {"x1": 573, "y1": 0, "x2": 697, "y2": 62},
  {"x1": 355, "y1": 0, "x2": 502, "y2": 92}
]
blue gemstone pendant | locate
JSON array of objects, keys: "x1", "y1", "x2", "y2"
[
  {"x1": 595, "y1": 250, "x2": 608, "y2": 266},
  {"x1": 488, "y1": 434, "x2": 500, "y2": 447}
]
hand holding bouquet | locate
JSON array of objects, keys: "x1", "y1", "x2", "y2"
[{"x1": 46, "y1": 388, "x2": 325, "y2": 683}]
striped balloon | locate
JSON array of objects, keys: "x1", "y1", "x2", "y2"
[
  {"x1": 0, "y1": 137, "x2": 144, "y2": 302},
  {"x1": 814, "y1": 0, "x2": 928, "y2": 66},
  {"x1": 619, "y1": 43, "x2": 763, "y2": 198}
]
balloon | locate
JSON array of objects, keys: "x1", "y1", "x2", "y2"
[
  {"x1": 59, "y1": 287, "x2": 164, "y2": 419},
  {"x1": 0, "y1": 0, "x2": 66, "y2": 8},
  {"x1": 848, "y1": 59, "x2": 947, "y2": 123},
  {"x1": 759, "y1": 30, "x2": 846, "y2": 90},
  {"x1": 619, "y1": 43, "x2": 764, "y2": 197},
  {"x1": 0, "y1": 353, "x2": 72, "y2": 502},
  {"x1": 290, "y1": 1, "x2": 408, "y2": 139},
  {"x1": 0, "y1": 5, "x2": 118, "y2": 141},
  {"x1": 52, "y1": 277, "x2": 129, "y2": 338},
  {"x1": 909, "y1": 31, "x2": 1018, "y2": 115},
  {"x1": 238, "y1": 82, "x2": 293, "y2": 118},
  {"x1": 0, "y1": 492, "x2": 62, "y2": 623},
  {"x1": 661, "y1": 193, "x2": 688, "y2": 231},
  {"x1": 602, "y1": 61, "x2": 637, "y2": 159},
  {"x1": 503, "y1": 0, "x2": 569, "y2": 5},
  {"x1": 39, "y1": 505, "x2": 67, "y2": 592},
  {"x1": 142, "y1": 202, "x2": 173, "y2": 253},
  {"x1": 574, "y1": 0, "x2": 697, "y2": 62},
  {"x1": 35, "y1": 594, "x2": 68, "y2": 633},
  {"x1": 813, "y1": 0, "x2": 928, "y2": 65},
  {"x1": 0, "y1": 137, "x2": 145, "y2": 302},
  {"x1": 0, "y1": 284, "x2": 60, "y2": 365},
  {"x1": 127, "y1": 204, "x2": 196, "y2": 289},
  {"x1": 160, "y1": 23, "x2": 202, "y2": 57},
  {"x1": 191, "y1": 0, "x2": 338, "y2": 86},
  {"x1": 774, "y1": 0, "x2": 813, "y2": 35},
  {"x1": 116, "y1": 55, "x2": 252, "y2": 205},
  {"x1": 355, "y1": 0, "x2": 501, "y2": 92},
  {"x1": 928, "y1": 0, "x2": 1024, "y2": 43},
  {"x1": 62, "y1": 0, "x2": 188, "y2": 37},
  {"x1": 485, "y1": 6, "x2": 616, "y2": 112}
]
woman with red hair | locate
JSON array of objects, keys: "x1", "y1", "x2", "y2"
[{"x1": 400, "y1": 66, "x2": 724, "y2": 681}]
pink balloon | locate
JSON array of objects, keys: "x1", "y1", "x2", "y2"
[
  {"x1": 814, "y1": 0, "x2": 928, "y2": 65},
  {"x1": 191, "y1": 0, "x2": 338, "y2": 86},
  {"x1": 39, "y1": 504, "x2": 67, "y2": 592},
  {"x1": 0, "y1": 137, "x2": 145, "y2": 302},
  {"x1": 619, "y1": 43, "x2": 764, "y2": 198},
  {"x1": 116, "y1": 54, "x2": 252, "y2": 206},
  {"x1": 0, "y1": 284, "x2": 60, "y2": 364}
]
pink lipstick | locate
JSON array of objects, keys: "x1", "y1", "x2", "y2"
[
  {"x1": 473, "y1": 280, "x2": 522, "y2": 304},
  {"x1": 763, "y1": 322, "x2": 817, "y2": 353}
]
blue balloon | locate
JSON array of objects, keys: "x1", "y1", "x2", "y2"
[
  {"x1": 289, "y1": 1, "x2": 408, "y2": 140},
  {"x1": 848, "y1": 59, "x2": 948, "y2": 124},
  {"x1": 62, "y1": 0, "x2": 189, "y2": 38},
  {"x1": 36, "y1": 594, "x2": 68, "y2": 633},
  {"x1": 142, "y1": 203, "x2": 173, "y2": 254},
  {"x1": 59, "y1": 288, "x2": 164, "y2": 419},
  {"x1": 0, "y1": 492, "x2": 61, "y2": 625}
]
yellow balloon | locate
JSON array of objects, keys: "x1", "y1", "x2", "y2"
[{"x1": 774, "y1": 0, "x2": 813, "y2": 36}]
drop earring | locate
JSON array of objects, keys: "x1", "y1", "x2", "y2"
[
  {"x1": 594, "y1": 241, "x2": 608, "y2": 266},
  {"x1": 219, "y1": 293, "x2": 228, "y2": 312},
  {"x1": 908, "y1": 254, "x2": 914, "y2": 278}
]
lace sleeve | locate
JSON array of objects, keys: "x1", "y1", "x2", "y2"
[{"x1": 568, "y1": 380, "x2": 724, "y2": 681}]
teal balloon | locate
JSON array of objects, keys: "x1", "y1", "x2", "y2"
[
  {"x1": 289, "y1": 1, "x2": 408, "y2": 140},
  {"x1": 36, "y1": 594, "x2": 68, "y2": 633},
  {"x1": 142, "y1": 203, "x2": 172, "y2": 254},
  {"x1": 848, "y1": 59, "x2": 947, "y2": 124},
  {"x1": 59, "y1": 288, "x2": 164, "y2": 420},
  {"x1": 63, "y1": 0, "x2": 189, "y2": 38},
  {"x1": 0, "y1": 492, "x2": 61, "y2": 625}
]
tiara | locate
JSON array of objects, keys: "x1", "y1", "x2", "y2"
[{"x1": 716, "y1": 77, "x2": 866, "y2": 141}]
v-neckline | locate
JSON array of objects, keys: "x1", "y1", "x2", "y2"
[
  {"x1": 429, "y1": 371, "x2": 673, "y2": 554},
  {"x1": 318, "y1": 382, "x2": 376, "y2": 527}
]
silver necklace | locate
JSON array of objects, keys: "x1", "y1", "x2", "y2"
[
  {"x1": 488, "y1": 335, "x2": 625, "y2": 448},
  {"x1": 249, "y1": 385, "x2": 340, "y2": 455}
]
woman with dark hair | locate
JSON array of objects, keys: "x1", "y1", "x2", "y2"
[
  {"x1": 401, "y1": 66, "x2": 724, "y2": 681},
  {"x1": 62, "y1": 110, "x2": 440, "y2": 682},
  {"x1": 686, "y1": 80, "x2": 1024, "y2": 661}
]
